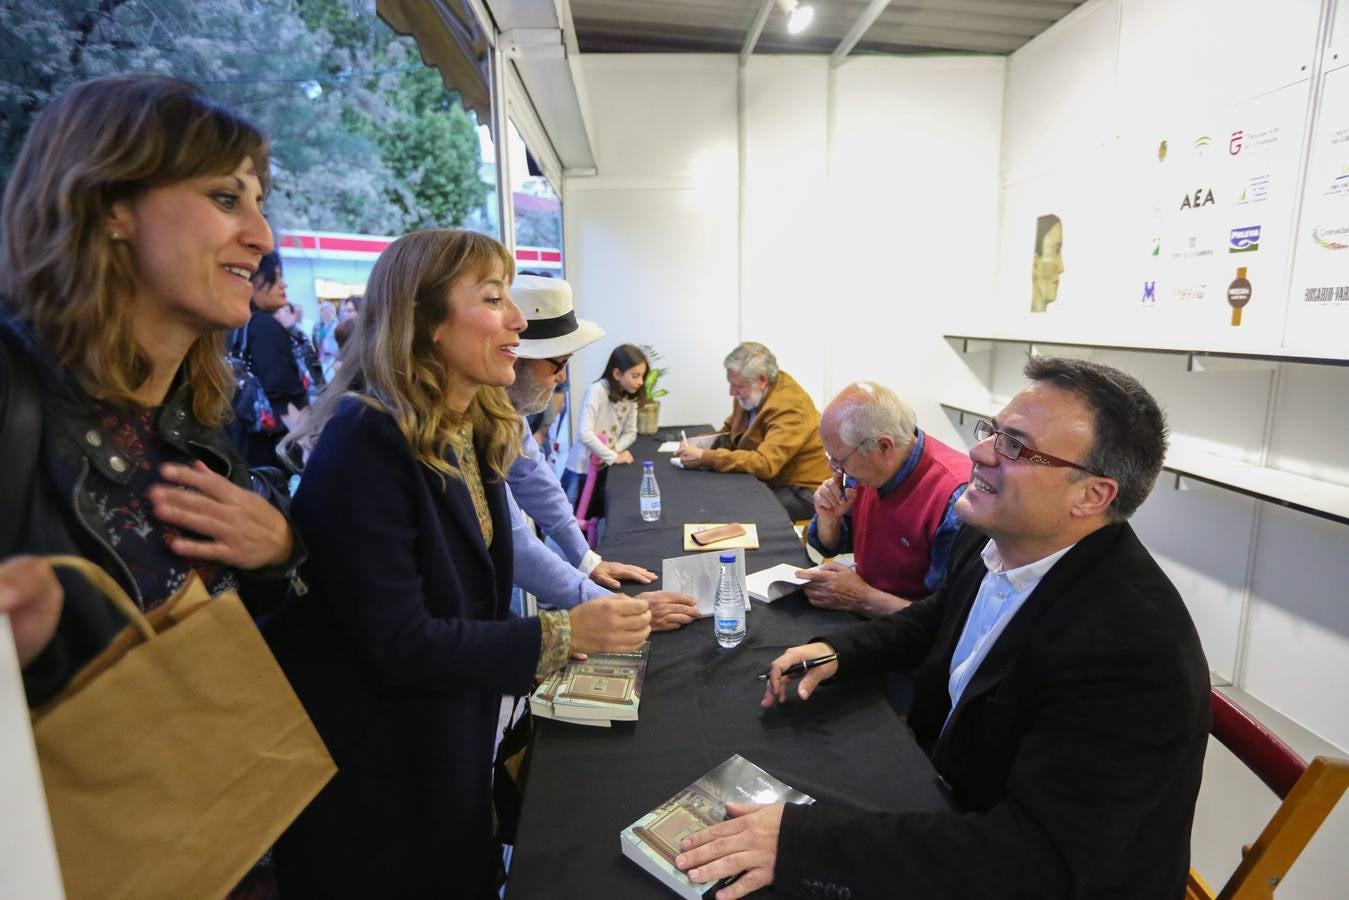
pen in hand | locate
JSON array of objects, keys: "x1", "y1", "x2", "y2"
[{"x1": 755, "y1": 653, "x2": 838, "y2": 680}]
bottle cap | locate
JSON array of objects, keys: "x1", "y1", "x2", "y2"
[
  {"x1": 643, "y1": 460, "x2": 654, "y2": 467},
  {"x1": 719, "y1": 553, "x2": 736, "y2": 564}
]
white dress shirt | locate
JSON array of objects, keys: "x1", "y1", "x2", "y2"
[{"x1": 944, "y1": 540, "x2": 1076, "y2": 729}]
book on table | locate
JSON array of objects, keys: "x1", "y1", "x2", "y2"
[
  {"x1": 745, "y1": 563, "x2": 810, "y2": 602},
  {"x1": 530, "y1": 642, "x2": 651, "y2": 727},
  {"x1": 620, "y1": 754, "x2": 815, "y2": 898}
]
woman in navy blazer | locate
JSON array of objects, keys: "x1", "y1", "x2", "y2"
[{"x1": 265, "y1": 229, "x2": 651, "y2": 899}]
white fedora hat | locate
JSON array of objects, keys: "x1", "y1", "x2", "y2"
[{"x1": 512, "y1": 274, "x2": 605, "y2": 358}]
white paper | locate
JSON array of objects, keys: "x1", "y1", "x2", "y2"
[
  {"x1": 661, "y1": 550, "x2": 749, "y2": 616},
  {"x1": 745, "y1": 563, "x2": 810, "y2": 603},
  {"x1": 683, "y1": 432, "x2": 724, "y2": 450},
  {"x1": 0, "y1": 615, "x2": 66, "y2": 899},
  {"x1": 657, "y1": 441, "x2": 680, "y2": 453},
  {"x1": 669, "y1": 457, "x2": 685, "y2": 469}
]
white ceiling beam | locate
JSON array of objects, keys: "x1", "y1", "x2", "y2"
[
  {"x1": 739, "y1": 0, "x2": 775, "y2": 66},
  {"x1": 831, "y1": 0, "x2": 895, "y2": 67}
]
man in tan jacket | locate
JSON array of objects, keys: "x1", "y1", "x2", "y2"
[{"x1": 676, "y1": 342, "x2": 832, "y2": 520}]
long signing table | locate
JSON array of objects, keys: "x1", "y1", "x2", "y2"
[{"x1": 507, "y1": 433, "x2": 952, "y2": 898}]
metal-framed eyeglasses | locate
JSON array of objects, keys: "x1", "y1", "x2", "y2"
[
  {"x1": 972, "y1": 419, "x2": 1101, "y2": 477},
  {"x1": 826, "y1": 439, "x2": 872, "y2": 475}
]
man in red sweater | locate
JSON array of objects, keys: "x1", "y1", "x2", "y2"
[{"x1": 802, "y1": 382, "x2": 971, "y2": 616}]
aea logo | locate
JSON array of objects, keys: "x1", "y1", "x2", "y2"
[
  {"x1": 1229, "y1": 130, "x2": 1244, "y2": 155},
  {"x1": 1180, "y1": 188, "x2": 1216, "y2": 210},
  {"x1": 1142, "y1": 282, "x2": 1157, "y2": 304},
  {"x1": 1229, "y1": 226, "x2": 1261, "y2": 253}
]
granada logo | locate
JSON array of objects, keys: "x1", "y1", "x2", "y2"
[
  {"x1": 1229, "y1": 130, "x2": 1243, "y2": 155},
  {"x1": 1229, "y1": 226, "x2": 1261, "y2": 253},
  {"x1": 1180, "y1": 188, "x2": 1216, "y2": 210}
]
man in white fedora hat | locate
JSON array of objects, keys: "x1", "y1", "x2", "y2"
[{"x1": 505, "y1": 275, "x2": 697, "y2": 629}]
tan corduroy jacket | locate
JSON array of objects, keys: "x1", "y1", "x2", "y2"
[{"x1": 704, "y1": 370, "x2": 832, "y2": 490}]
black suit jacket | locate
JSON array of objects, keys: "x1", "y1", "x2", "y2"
[
  {"x1": 264, "y1": 399, "x2": 540, "y2": 899},
  {"x1": 776, "y1": 523, "x2": 1210, "y2": 900}
]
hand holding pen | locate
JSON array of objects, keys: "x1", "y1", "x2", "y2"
[{"x1": 759, "y1": 642, "x2": 840, "y2": 708}]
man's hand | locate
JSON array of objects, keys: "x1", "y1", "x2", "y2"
[
  {"x1": 0, "y1": 556, "x2": 64, "y2": 668},
  {"x1": 636, "y1": 590, "x2": 698, "y2": 631},
  {"x1": 675, "y1": 802, "x2": 784, "y2": 900},
  {"x1": 675, "y1": 442, "x2": 706, "y2": 468},
  {"x1": 761, "y1": 641, "x2": 838, "y2": 707},
  {"x1": 811, "y1": 474, "x2": 856, "y2": 524},
  {"x1": 148, "y1": 461, "x2": 294, "y2": 570},
  {"x1": 795, "y1": 563, "x2": 904, "y2": 617},
  {"x1": 590, "y1": 560, "x2": 656, "y2": 589},
  {"x1": 569, "y1": 595, "x2": 652, "y2": 653}
]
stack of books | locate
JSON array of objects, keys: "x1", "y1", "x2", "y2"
[
  {"x1": 620, "y1": 755, "x2": 815, "y2": 897},
  {"x1": 530, "y1": 642, "x2": 651, "y2": 727}
]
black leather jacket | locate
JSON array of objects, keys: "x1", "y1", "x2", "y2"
[{"x1": 0, "y1": 301, "x2": 305, "y2": 705}]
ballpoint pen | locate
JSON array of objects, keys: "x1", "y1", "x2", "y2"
[{"x1": 755, "y1": 653, "x2": 838, "y2": 680}]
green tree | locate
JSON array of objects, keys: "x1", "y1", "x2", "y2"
[{"x1": 1, "y1": 0, "x2": 488, "y2": 234}]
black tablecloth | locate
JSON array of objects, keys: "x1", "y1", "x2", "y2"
[{"x1": 506, "y1": 435, "x2": 952, "y2": 899}]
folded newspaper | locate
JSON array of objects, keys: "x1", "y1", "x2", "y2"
[
  {"x1": 620, "y1": 754, "x2": 815, "y2": 898},
  {"x1": 530, "y1": 642, "x2": 651, "y2": 727}
]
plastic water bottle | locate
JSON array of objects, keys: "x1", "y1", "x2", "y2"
[
  {"x1": 639, "y1": 460, "x2": 661, "y2": 522},
  {"x1": 714, "y1": 553, "x2": 746, "y2": 648}
]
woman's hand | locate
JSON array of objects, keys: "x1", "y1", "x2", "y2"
[
  {"x1": 148, "y1": 461, "x2": 293, "y2": 570},
  {"x1": 614, "y1": 450, "x2": 634, "y2": 465},
  {"x1": 0, "y1": 556, "x2": 64, "y2": 667},
  {"x1": 569, "y1": 595, "x2": 651, "y2": 653}
]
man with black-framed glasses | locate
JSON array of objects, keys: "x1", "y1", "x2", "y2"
[
  {"x1": 675, "y1": 357, "x2": 1210, "y2": 900},
  {"x1": 801, "y1": 382, "x2": 971, "y2": 617}
]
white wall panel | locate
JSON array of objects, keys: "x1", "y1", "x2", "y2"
[
  {"x1": 1001, "y1": 0, "x2": 1120, "y2": 185},
  {"x1": 575, "y1": 55, "x2": 738, "y2": 188},
  {"x1": 564, "y1": 187, "x2": 740, "y2": 429},
  {"x1": 1244, "y1": 505, "x2": 1349, "y2": 749},
  {"x1": 830, "y1": 56, "x2": 1006, "y2": 446}
]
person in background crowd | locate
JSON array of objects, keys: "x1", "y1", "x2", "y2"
[
  {"x1": 233, "y1": 251, "x2": 308, "y2": 467},
  {"x1": 340, "y1": 294, "x2": 360, "y2": 322},
  {"x1": 802, "y1": 382, "x2": 970, "y2": 617},
  {"x1": 675, "y1": 341, "x2": 832, "y2": 521},
  {"x1": 562, "y1": 343, "x2": 646, "y2": 520},
  {"x1": 0, "y1": 72, "x2": 304, "y2": 897},
  {"x1": 506, "y1": 274, "x2": 696, "y2": 628},
  {"x1": 312, "y1": 300, "x2": 339, "y2": 379},
  {"x1": 280, "y1": 301, "x2": 324, "y2": 401},
  {"x1": 675, "y1": 358, "x2": 1210, "y2": 900},
  {"x1": 265, "y1": 229, "x2": 651, "y2": 898}
]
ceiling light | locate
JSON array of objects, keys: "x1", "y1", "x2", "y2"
[{"x1": 776, "y1": 0, "x2": 815, "y2": 34}]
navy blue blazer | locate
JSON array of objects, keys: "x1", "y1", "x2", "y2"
[
  {"x1": 776, "y1": 523, "x2": 1211, "y2": 900},
  {"x1": 265, "y1": 398, "x2": 541, "y2": 899}
]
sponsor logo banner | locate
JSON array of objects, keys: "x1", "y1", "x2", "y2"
[
  {"x1": 1304, "y1": 285, "x2": 1349, "y2": 303},
  {"x1": 1311, "y1": 225, "x2": 1349, "y2": 250},
  {"x1": 1229, "y1": 226, "x2": 1261, "y2": 253}
]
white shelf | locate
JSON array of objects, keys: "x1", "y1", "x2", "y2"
[
  {"x1": 939, "y1": 399, "x2": 1349, "y2": 527},
  {"x1": 944, "y1": 333, "x2": 1349, "y2": 369}
]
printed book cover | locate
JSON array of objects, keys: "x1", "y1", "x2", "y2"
[
  {"x1": 531, "y1": 642, "x2": 650, "y2": 726},
  {"x1": 620, "y1": 754, "x2": 815, "y2": 898}
]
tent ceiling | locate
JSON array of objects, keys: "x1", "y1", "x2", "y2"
[{"x1": 571, "y1": 0, "x2": 1085, "y2": 56}]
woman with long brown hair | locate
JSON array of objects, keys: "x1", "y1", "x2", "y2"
[
  {"x1": 0, "y1": 74, "x2": 301, "y2": 703},
  {"x1": 266, "y1": 228, "x2": 651, "y2": 898}
]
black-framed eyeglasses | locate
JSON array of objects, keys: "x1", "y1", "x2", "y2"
[
  {"x1": 544, "y1": 355, "x2": 571, "y2": 375},
  {"x1": 972, "y1": 420, "x2": 1101, "y2": 476},
  {"x1": 826, "y1": 440, "x2": 871, "y2": 475}
]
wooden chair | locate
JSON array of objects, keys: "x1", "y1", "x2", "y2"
[{"x1": 1185, "y1": 689, "x2": 1349, "y2": 899}]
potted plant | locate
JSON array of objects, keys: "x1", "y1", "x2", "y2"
[{"x1": 637, "y1": 344, "x2": 667, "y2": 435}]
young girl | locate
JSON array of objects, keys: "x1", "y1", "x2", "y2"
[{"x1": 564, "y1": 344, "x2": 649, "y2": 517}]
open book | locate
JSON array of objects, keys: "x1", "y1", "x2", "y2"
[
  {"x1": 745, "y1": 563, "x2": 810, "y2": 602},
  {"x1": 530, "y1": 642, "x2": 651, "y2": 727},
  {"x1": 620, "y1": 754, "x2": 815, "y2": 898}
]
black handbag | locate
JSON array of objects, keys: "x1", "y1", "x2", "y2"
[
  {"x1": 228, "y1": 323, "x2": 281, "y2": 434},
  {"x1": 493, "y1": 696, "x2": 534, "y2": 846}
]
